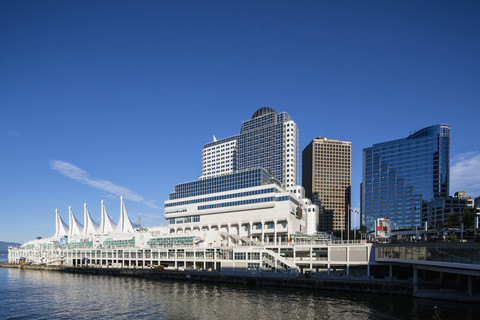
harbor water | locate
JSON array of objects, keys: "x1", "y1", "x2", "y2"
[{"x1": 0, "y1": 256, "x2": 478, "y2": 319}]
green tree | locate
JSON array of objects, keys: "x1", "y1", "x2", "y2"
[
  {"x1": 461, "y1": 208, "x2": 474, "y2": 229},
  {"x1": 445, "y1": 213, "x2": 460, "y2": 229}
]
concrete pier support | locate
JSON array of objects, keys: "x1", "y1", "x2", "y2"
[
  {"x1": 468, "y1": 276, "x2": 473, "y2": 297},
  {"x1": 413, "y1": 265, "x2": 418, "y2": 293}
]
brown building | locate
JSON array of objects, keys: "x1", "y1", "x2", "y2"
[{"x1": 302, "y1": 137, "x2": 351, "y2": 232}]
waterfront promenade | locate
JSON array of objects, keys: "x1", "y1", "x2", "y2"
[{"x1": 5, "y1": 241, "x2": 480, "y2": 302}]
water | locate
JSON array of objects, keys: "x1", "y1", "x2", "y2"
[{"x1": 0, "y1": 260, "x2": 478, "y2": 319}]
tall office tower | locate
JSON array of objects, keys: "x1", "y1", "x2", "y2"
[
  {"x1": 166, "y1": 107, "x2": 318, "y2": 240},
  {"x1": 200, "y1": 107, "x2": 298, "y2": 188},
  {"x1": 361, "y1": 125, "x2": 450, "y2": 232},
  {"x1": 302, "y1": 137, "x2": 351, "y2": 232}
]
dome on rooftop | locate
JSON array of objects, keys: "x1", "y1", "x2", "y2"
[{"x1": 251, "y1": 107, "x2": 276, "y2": 119}]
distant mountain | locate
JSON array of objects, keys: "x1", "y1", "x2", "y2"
[{"x1": 0, "y1": 241, "x2": 21, "y2": 253}]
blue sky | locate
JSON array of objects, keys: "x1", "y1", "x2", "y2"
[{"x1": 1, "y1": 1, "x2": 479, "y2": 243}]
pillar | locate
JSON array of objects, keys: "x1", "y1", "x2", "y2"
[
  {"x1": 227, "y1": 223, "x2": 231, "y2": 246},
  {"x1": 274, "y1": 219, "x2": 278, "y2": 245},
  {"x1": 468, "y1": 276, "x2": 473, "y2": 297},
  {"x1": 249, "y1": 221, "x2": 253, "y2": 242},
  {"x1": 261, "y1": 220, "x2": 265, "y2": 244},
  {"x1": 413, "y1": 265, "x2": 418, "y2": 292}
]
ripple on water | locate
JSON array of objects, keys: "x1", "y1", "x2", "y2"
[{"x1": 0, "y1": 268, "x2": 479, "y2": 320}]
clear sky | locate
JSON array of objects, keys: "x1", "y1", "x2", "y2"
[{"x1": 1, "y1": 1, "x2": 479, "y2": 243}]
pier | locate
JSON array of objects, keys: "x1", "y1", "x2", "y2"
[{"x1": 6, "y1": 241, "x2": 480, "y2": 302}]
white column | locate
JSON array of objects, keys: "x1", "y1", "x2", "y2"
[
  {"x1": 287, "y1": 219, "x2": 291, "y2": 245},
  {"x1": 261, "y1": 220, "x2": 265, "y2": 244},
  {"x1": 249, "y1": 221, "x2": 253, "y2": 242},
  {"x1": 274, "y1": 219, "x2": 278, "y2": 245},
  {"x1": 227, "y1": 223, "x2": 231, "y2": 246}
]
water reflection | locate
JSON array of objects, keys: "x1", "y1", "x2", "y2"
[{"x1": 0, "y1": 267, "x2": 478, "y2": 319}]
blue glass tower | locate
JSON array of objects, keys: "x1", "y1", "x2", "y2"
[{"x1": 361, "y1": 125, "x2": 450, "y2": 232}]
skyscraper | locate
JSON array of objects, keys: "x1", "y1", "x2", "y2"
[
  {"x1": 361, "y1": 125, "x2": 450, "y2": 232},
  {"x1": 201, "y1": 107, "x2": 298, "y2": 188},
  {"x1": 302, "y1": 137, "x2": 351, "y2": 232},
  {"x1": 165, "y1": 107, "x2": 318, "y2": 242}
]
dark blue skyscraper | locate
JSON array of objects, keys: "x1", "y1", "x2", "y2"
[{"x1": 361, "y1": 125, "x2": 450, "y2": 232}]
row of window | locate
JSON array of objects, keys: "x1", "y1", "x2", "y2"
[
  {"x1": 166, "y1": 188, "x2": 277, "y2": 208},
  {"x1": 167, "y1": 215, "x2": 200, "y2": 225},
  {"x1": 169, "y1": 169, "x2": 271, "y2": 200},
  {"x1": 198, "y1": 196, "x2": 291, "y2": 210}
]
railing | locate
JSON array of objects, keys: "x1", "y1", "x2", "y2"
[{"x1": 375, "y1": 243, "x2": 480, "y2": 266}]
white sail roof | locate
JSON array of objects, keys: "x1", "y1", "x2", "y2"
[
  {"x1": 116, "y1": 196, "x2": 136, "y2": 233},
  {"x1": 55, "y1": 209, "x2": 69, "y2": 238},
  {"x1": 100, "y1": 200, "x2": 117, "y2": 234},
  {"x1": 83, "y1": 203, "x2": 100, "y2": 235},
  {"x1": 68, "y1": 206, "x2": 84, "y2": 236}
]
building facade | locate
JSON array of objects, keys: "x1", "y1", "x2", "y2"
[
  {"x1": 362, "y1": 125, "x2": 450, "y2": 232},
  {"x1": 421, "y1": 193, "x2": 471, "y2": 229},
  {"x1": 302, "y1": 137, "x2": 351, "y2": 232},
  {"x1": 201, "y1": 107, "x2": 298, "y2": 188},
  {"x1": 166, "y1": 107, "x2": 318, "y2": 240}
]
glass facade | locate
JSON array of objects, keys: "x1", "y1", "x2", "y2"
[
  {"x1": 168, "y1": 168, "x2": 278, "y2": 200},
  {"x1": 362, "y1": 125, "x2": 450, "y2": 232},
  {"x1": 237, "y1": 111, "x2": 292, "y2": 185},
  {"x1": 200, "y1": 107, "x2": 296, "y2": 186},
  {"x1": 166, "y1": 187, "x2": 277, "y2": 207}
]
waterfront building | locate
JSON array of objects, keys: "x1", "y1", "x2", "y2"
[
  {"x1": 421, "y1": 192, "x2": 472, "y2": 229},
  {"x1": 361, "y1": 125, "x2": 450, "y2": 232},
  {"x1": 9, "y1": 197, "x2": 368, "y2": 275},
  {"x1": 302, "y1": 137, "x2": 351, "y2": 232},
  {"x1": 168, "y1": 107, "x2": 317, "y2": 241},
  {"x1": 165, "y1": 168, "x2": 317, "y2": 243}
]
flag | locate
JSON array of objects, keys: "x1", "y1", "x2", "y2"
[
  {"x1": 342, "y1": 211, "x2": 345, "y2": 215},
  {"x1": 355, "y1": 209, "x2": 359, "y2": 214}
]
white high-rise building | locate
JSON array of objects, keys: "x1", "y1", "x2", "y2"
[
  {"x1": 201, "y1": 139, "x2": 237, "y2": 179},
  {"x1": 165, "y1": 107, "x2": 317, "y2": 240}
]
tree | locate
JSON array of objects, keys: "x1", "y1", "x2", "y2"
[
  {"x1": 36, "y1": 236, "x2": 42, "y2": 240},
  {"x1": 445, "y1": 213, "x2": 460, "y2": 229},
  {"x1": 461, "y1": 208, "x2": 474, "y2": 229}
]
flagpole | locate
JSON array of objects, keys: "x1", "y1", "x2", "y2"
[
  {"x1": 354, "y1": 208, "x2": 357, "y2": 241},
  {"x1": 341, "y1": 212, "x2": 343, "y2": 241},
  {"x1": 347, "y1": 205, "x2": 350, "y2": 242}
]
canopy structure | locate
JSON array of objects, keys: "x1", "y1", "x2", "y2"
[
  {"x1": 100, "y1": 200, "x2": 117, "y2": 234},
  {"x1": 55, "y1": 209, "x2": 69, "y2": 238},
  {"x1": 83, "y1": 203, "x2": 100, "y2": 235},
  {"x1": 116, "y1": 196, "x2": 139, "y2": 233},
  {"x1": 52, "y1": 198, "x2": 142, "y2": 238},
  {"x1": 68, "y1": 206, "x2": 84, "y2": 236}
]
